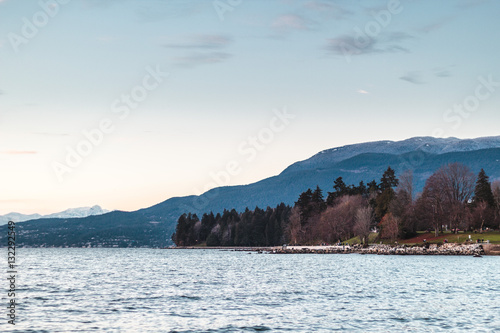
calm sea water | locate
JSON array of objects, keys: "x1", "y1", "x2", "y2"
[{"x1": 2, "y1": 248, "x2": 500, "y2": 332}]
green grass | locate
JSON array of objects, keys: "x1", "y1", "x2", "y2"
[
  {"x1": 401, "y1": 231, "x2": 500, "y2": 245},
  {"x1": 346, "y1": 231, "x2": 500, "y2": 245},
  {"x1": 442, "y1": 231, "x2": 500, "y2": 244},
  {"x1": 345, "y1": 233, "x2": 379, "y2": 245}
]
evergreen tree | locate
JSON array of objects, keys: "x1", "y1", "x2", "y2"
[
  {"x1": 473, "y1": 169, "x2": 495, "y2": 207},
  {"x1": 356, "y1": 181, "x2": 367, "y2": 197},
  {"x1": 311, "y1": 185, "x2": 326, "y2": 212},
  {"x1": 379, "y1": 166, "x2": 399, "y2": 192},
  {"x1": 186, "y1": 213, "x2": 199, "y2": 245},
  {"x1": 375, "y1": 167, "x2": 400, "y2": 220},
  {"x1": 367, "y1": 180, "x2": 378, "y2": 194},
  {"x1": 206, "y1": 230, "x2": 220, "y2": 246},
  {"x1": 333, "y1": 177, "x2": 347, "y2": 194},
  {"x1": 200, "y1": 212, "x2": 216, "y2": 242},
  {"x1": 295, "y1": 189, "x2": 313, "y2": 225},
  {"x1": 174, "y1": 214, "x2": 188, "y2": 246},
  {"x1": 375, "y1": 189, "x2": 395, "y2": 220},
  {"x1": 251, "y1": 206, "x2": 266, "y2": 245},
  {"x1": 327, "y1": 177, "x2": 347, "y2": 205}
]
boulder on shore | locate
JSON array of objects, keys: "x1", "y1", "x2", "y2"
[{"x1": 271, "y1": 243, "x2": 486, "y2": 255}]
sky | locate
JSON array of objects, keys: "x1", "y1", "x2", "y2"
[{"x1": 1, "y1": 0, "x2": 500, "y2": 215}]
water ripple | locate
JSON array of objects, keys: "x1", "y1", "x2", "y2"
[{"x1": 1, "y1": 248, "x2": 499, "y2": 332}]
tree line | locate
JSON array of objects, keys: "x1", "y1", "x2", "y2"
[
  {"x1": 172, "y1": 204, "x2": 291, "y2": 247},
  {"x1": 172, "y1": 163, "x2": 500, "y2": 247}
]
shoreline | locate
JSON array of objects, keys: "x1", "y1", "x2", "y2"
[{"x1": 168, "y1": 243, "x2": 500, "y2": 256}]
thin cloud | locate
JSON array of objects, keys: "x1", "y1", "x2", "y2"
[
  {"x1": 326, "y1": 32, "x2": 413, "y2": 56},
  {"x1": 400, "y1": 67, "x2": 453, "y2": 84},
  {"x1": 434, "y1": 70, "x2": 452, "y2": 78},
  {"x1": 419, "y1": 16, "x2": 455, "y2": 34},
  {"x1": 174, "y1": 52, "x2": 232, "y2": 68},
  {"x1": 386, "y1": 32, "x2": 414, "y2": 43},
  {"x1": 304, "y1": 1, "x2": 353, "y2": 20},
  {"x1": 456, "y1": 0, "x2": 489, "y2": 8},
  {"x1": 1, "y1": 150, "x2": 38, "y2": 155},
  {"x1": 364, "y1": 4, "x2": 392, "y2": 16},
  {"x1": 135, "y1": 0, "x2": 204, "y2": 21},
  {"x1": 326, "y1": 35, "x2": 376, "y2": 55},
  {"x1": 82, "y1": 0, "x2": 204, "y2": 20},
  {"x1": 166, "y1": 34, "x2": 233, "y2": 68},
  {"x1": 432, "y1": 65, "x2": 454, "y2": 78},
  {"x1": 32, "y1": 132, "x2": 70, "y2": 137},
  {"x1": 164, "y1": 35, "x2": 232, "y2": 49},
  {"x1": 357, "y1": 89, "x2": 369, "y2": 94},
  {"x1": 271, "y1": 14, "x2": 316, "y2": 33},
  {"x1": 82, "y1": 0, "x2": 131, "y2": 8},
  {"x1": 419, "y1": 21, "x2": 446, "y2": 34},
  {"x1": 400, "y1": 72, "x2": 425, "y2": 84}
]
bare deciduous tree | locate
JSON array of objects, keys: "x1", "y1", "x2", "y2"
[
  {"x1": 493, "y1": 180, "x2": 500, "y2": 227},
  {"x1": 439, "y1": 163, "x2": 476, "y2": 204},
  {"x1": 391, "y1": 169, "x2": 417, "y2": 238},
  {"x1": 286, "y1": 207, "x2": 301, "y2": 245},
  {"x1": 418, "y1": 163, "x2": 475, "y2": 235},
  {"x1": 431, "y1": 163, "x2": 475, "y2": 233},
  {"x1": 379, "y1": 213, "x2": 399, "y2": 241},
  {"x1": 319, "y1": 195, "x2": 364, "y2": 243},
  {"x1": 472, "y1": 201, "x2": 489, "y2": 232},
  {"x1": 398, "y1": 169, "x2": 414, "y2": 202},
  {"x1": 354, "y1": 206, "x2": 373, "y2": 245},
  {"x1": 419, "y1": 172, "x2": 446, "y2": 236},
  {"x1": 493, "y1": 181, "x2": 500, "y2": 203}
]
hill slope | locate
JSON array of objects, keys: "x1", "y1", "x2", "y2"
[{"x1": 8, "y1": 136, "x2": 500, "y2": 247}]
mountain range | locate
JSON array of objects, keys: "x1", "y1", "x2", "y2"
[
  {"x1": 0, "y1": 205, "x2": 110, "y2": 225},
  {"x1": 8, "y1": 135, "x2": 500, "y2": 248}
]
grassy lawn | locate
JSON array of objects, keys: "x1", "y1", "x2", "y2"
[
  {"x1": 345, "y1": 231, "x2": 500, "y2": 245},
  {"x1": 345, "y1": 233, "x2": 379, "y2": 245},
  {"x1": 401, "y1": 231, "x2": 500, "y2": 245},
  {"x1": 442, "y1": 231, "x2": 500, "y2": 244}
]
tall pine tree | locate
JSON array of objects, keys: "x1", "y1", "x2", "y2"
[
  {"x1": 311, "y1": 185, "x2": 326, "y2": 213},
  {"x1": 295, "y1": 188, "x2": 313, "y2": 225},
  {"x1": 375, "y1": 167, "x2": 399, "y2": 220},
  {"x1": 473, "y1": 169, "x2": 495, "y2": 207}
]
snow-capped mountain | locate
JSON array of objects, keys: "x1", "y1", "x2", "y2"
[
  {"x1": 282, "y1": 136, "x2": 500, "y2": 174},
  {"x1": 0, "y1": 205, "x2": 110, "y2": 225},
  {"x1": 0, "y1": 212, "x2": 43, "y2": 225}
]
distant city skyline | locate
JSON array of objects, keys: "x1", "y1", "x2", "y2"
[{"x1": 1, "y1": 0, "x2": 500, "y2": 214}]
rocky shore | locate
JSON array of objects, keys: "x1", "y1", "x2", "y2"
[
  {"x1": 482, "y1": 244, "x2": 500, "y2": 255},
  {"x1": 270, "y1": 243, "x2": 487, "y2": 256}
]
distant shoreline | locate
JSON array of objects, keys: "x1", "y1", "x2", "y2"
[{"x1": 168, "y1": 243, "x2": 500, "y2": 256}]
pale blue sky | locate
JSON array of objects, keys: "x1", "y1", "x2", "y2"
[{"x1": 1, "y1": 0, "x2": 500, "y2": 214}]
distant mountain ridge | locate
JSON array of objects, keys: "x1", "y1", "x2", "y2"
[
  {"x1": 8, "y1": 135, "x2": 500, "y2": 247},
  {"x1": 283, "y1": 136, "x2": 500, "y2": 174},
  {"x1": 0, "y1": 205, "x2": 110, "y2": 225}
]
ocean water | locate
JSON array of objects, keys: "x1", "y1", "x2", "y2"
[{"x1": 3, "y1": 248, "x2": 500, "y2": 332}]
